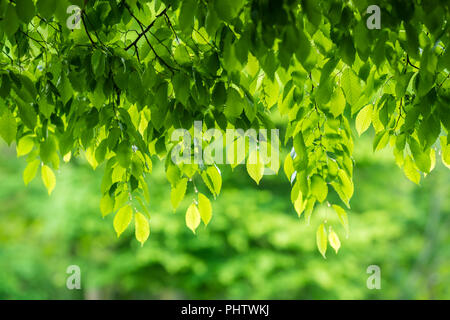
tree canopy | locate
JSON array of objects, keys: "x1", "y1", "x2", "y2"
[{"x1": 0, "y1": 0, "x2": 449, "y2": 256}]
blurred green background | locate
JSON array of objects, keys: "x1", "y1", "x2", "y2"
[{"x1": 0, "y1": 131, "x2": 449, "y2": 300}]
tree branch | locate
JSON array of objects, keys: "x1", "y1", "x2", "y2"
[
  {"x1": 81, "y1": 11, "x2": 96, "y2": 48},
  {"x1": 124, "y1": 4, "x2": 177, "y2": 72},
  {"x1": 125, "y1": 6, "x2": 170, "y2": 51},
  {"x1": 406, "y1": 54, "x2": 419, "y2": 70}
]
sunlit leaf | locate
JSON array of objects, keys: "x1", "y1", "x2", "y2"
[
  {"x1": 198, "y1": 193, "x2": 212, "y2": 225},
  {"x1": 185, "y1": 202, "x2": 201, "y2": 234},
  {"x1": 316, "y1": 223, "x2": 327, "y2": 258},
  {"x1": 135, "y1": 212, "x2": 150, "y2": 246},
  {"x1": 41, "y1": 164, "x2": 56, "y2": 195},
  {"x1": 114, "y1": 205, "x2": 133, "y2": 237}
]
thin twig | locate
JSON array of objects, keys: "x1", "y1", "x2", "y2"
[
  {"x1": 81, "y1": 11, "x2": 96, "y2": 47},
  {"x1": 124, "y1": 4, "x2": 177, "y2": 71},
  {"x1": 164, "y1": 11, "x2": 179, "y2": 43},
  {"x1": 142, "y1": 31, "x2": 177, "y2": 72},
  {"x1": 437, "y1": 73, "x2": 450, "y2": 90},
  {"x1": 193, "y1": 28, "x2": 218, "y2": 50},
  {"x1": 124, "y1": 6, "x2": 170, "y2": 51},
  {"x1": 20, "y1": 31, "x2": 47, "y2": 49},
  {"x1": 406, "y1": 54, "x2": 419, "y2": 70}
]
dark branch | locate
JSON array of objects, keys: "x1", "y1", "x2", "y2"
[
  {"x1": 124, "y1": 6, "x2": 170, "y2": 51},
  {"x1": 406, "y1": 54, "x2": 419, "y2": 70},
  {"x1": 124, "y1": 4, "x2": 177, "y2": 72},
  {"x1": 81, "y1": 11, "x2": 96, "y2": 48}
]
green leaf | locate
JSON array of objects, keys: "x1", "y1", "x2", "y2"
[
  {"x1": 440, "y1": 136, "x2": 450, "y2": 169},
  {"x1": 15, "y1": 97, "x2": 37, "y2": 130},
  {"x1": 316, "y1": 223, "x2": 327, "y2": 258},
  {"x1": 328, "y1": 227, "x2": 341, "y2": 254},
  {"x1": 294, "y1": 28, "x2": 312, "y2": 66},
  {"x1": 293, "y1": 132, "x2": 307, "y2": 170},
  {"x1": 56, "y1": 73, "x2": 73, "y2": 105},
  {"x1": 166, "y1": 162, "x2": 181, "y2": 186},
  {"x1": 172, "y1": 73, "x2": 190, "y2": 105},
  {"x1": 113, "y1": 205, "x2": 133, "y2": 237},
  {"x1": 116, "y1": 141, "x2": 132, "y2": 168},
  {"x1": 23, "y1": 159, "x2": 40, "y2": 186},
  {"x1": 41, "y1": 164, "x2": 56, "y2": 195},
  {"x1": 178, "y1": 0, "x2": 197, "y2": 33},
  {"x1": 404, "y1": 155, "x2": 421, "y2": 184},
  {"x1": 355, "y1": 104, "x2": 373, "y2": 136},
  {"x1": 340, "y1": 35, "x2": 355, "y2": 66},
  {"x1": 373, "y1": 130, "x2": 389, "y2": 152},
  {"x1": 332, "y1": 205, "x2": 349, "y2": 236},
  {"x1": 246, "y1": 151, "x2": 264, "y2": 185},
  {"x1": 310, "y1": 174, "x2": 328, "y2": 203},
  {"x1": 338, "y1": 169, "x2": 353, "y2": 201},
  {"x1": 16, "y1": 135, "x2": 34, "y2": 157},
  {"x1": 341, "y1": 68, "x2": 362, "y2": 111},
  {"x1": 185, "y1": 202, "x2": 201, "y2": 234},
  {"x1": 91, "y1": 50, "x2": 106, "y2": 78},
  {"x1": 40, "y1": 137, "x2": 58, "y2": 166},
  {"x1": 38, "y1": 98, "x2": 54, "y2": 119},
  {"x1": 224, "y1": 87, "x2": 243, "y2": 118},
  {"x1": 3, "y1": 4, "x2": 20, "y2": 37},
  {"x1": 207, "y1": 166, "x2": 222, "y2": 196},
  {"x1": 16, "y1": 0, "x2": 36, "y2": 23},
  {"x1": 395, "y1": 72, "x2": 414, "y2": 97},
  {"x1": 214, "y1": 0, "x2": 245, "y2": 22},
  {"x1": 198, "y1": 193, "x2": 212, "y2": 225},
  {"x1": 418, "y1": 114, "x2": 440, "y2": 150},
  {"x1": 170, "y1": 178, "x2": 187, "y2": 211},
  {"x1": 212, "y1": 81, "x2": 227, "y2": 106},
  {"x1": 135, "y1": 212, "x2": 150, "y2": 246},
  {"x1": 331, "y1": 169, "x2": 353, "y2": 208},
  {"x1": 36, "y1": 0, "x2": 56, "y2": 18},
  {"x1": 293, "y1": 190, "x2": 306, "y2": 217},
  {"x1": 0, "y1": 109, "x2": 17, "y2": 145},
  {"x1": 409, "y1": 137, "x2": 431, "y2": 173},
  {"x1": 283, "y1": 154, "x2": 295, "y2": 182},
  {"x1": 95, "y1": 140, "x2": 108, "y2": 164},
  {"x1": 205, "y1": 4, "x2": 220, "y2": 35},
  {"x1": 328, "y1": 87, "x2": 346, "y2": 118},
  {"x1": 174, "y1": 45, "x2": 191, "y2": 65},
  {"x1": 100, "y1": 194, "x2": 114, "y2": 217}
]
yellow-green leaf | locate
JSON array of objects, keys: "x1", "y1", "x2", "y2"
[
  {"x1": 442, "y1": 140, "x2": 450, "y2": 169},
  {"x1": 23, "y1": 159, "x2": 40, "y2": 186},
  {"x1": 311, "y1": 174, "x2": 328, "y2": 202},
  {"x1": 246, "y1": 151, "x2": 264, "y2": 184},
  {"x1": 332, "y1": 204, "x2": 349, "y2": 237},
  {"x1": 100, "y1": 194, "x2": 114, "y2": 217},
  {"x1": 207, "y1": 165, "x2": 222, "y2": 195},
  {"x1": 329, "y1": 87, "x2": 346, "y2": 118},
  {"x1": 316, "y1": 223, "x2": 327, "y2": 258},
  {"x1": 0, "y1": 109, "x2": 17, "y2": 146},
  {"x1": 135, "y1": 212, "x2": 150, "y2": 246},
  {"x1": 16, "y1": 135, "x2": 34, "y2": 157},
  {"x1": 338, "y1": 169, "x2": 354, "y2": 202},
  {"x1": 283, "y1": 153, "x2": 294, "y2": 182},
  {"x1": 185, "y1": 202, "x2": 201, "y2": 234},
  {"x1": 41, "y1": 164, "x2": 56, "y2": 195},
  {"x1": 328, "y1": 227, "x2": 341, "y2": 253},
  {"x1": 113, "y1": 205, "x2": 133, "y2": 237},
  {"x1": 198, "y1": 193, "x2": 212, "y2": 225},
  {"x1": 170, "y1": 177, "x2": 187, "y2": 210},
  {"x1": 355, "y1": 104, "x2": 373, "y2": 136},
  {"x1": 341, "y1": 68, "x2": 362, "y2": 110},
  {"x1": 439, "y1": 136, "x2": 449, "y2": 169},
  {"x1": 404, "y1": 155, "x2": 421, "y2": 184},
  {"x1": 294, "y1": 191, "x2": 306, "y2": 217}
]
